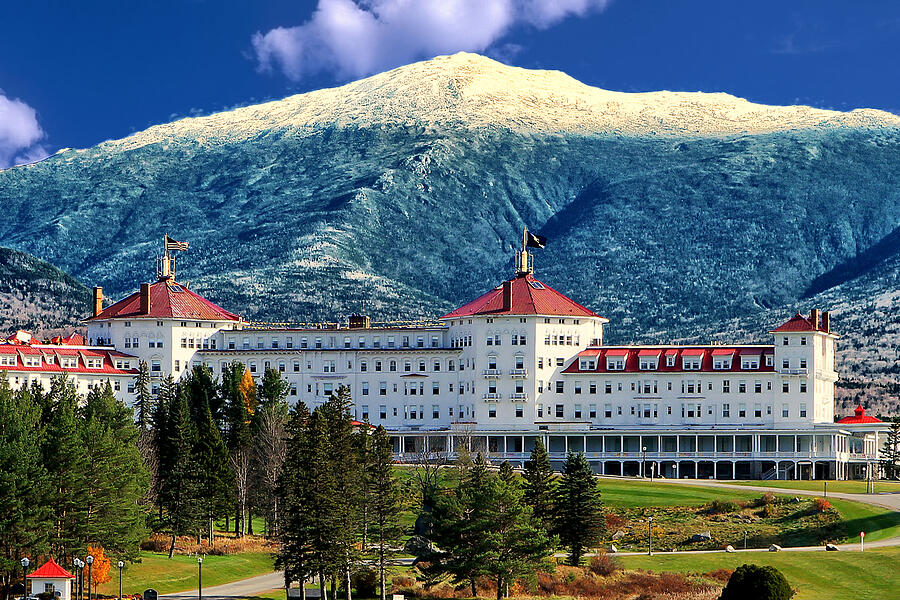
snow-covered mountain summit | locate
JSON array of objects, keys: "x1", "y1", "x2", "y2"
[{"x1": 95, "y1": 52, "x2": 899, "y2": 154}]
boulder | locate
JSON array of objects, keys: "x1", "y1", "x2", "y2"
[
  {"x1": 769, "y1": 544, "x2": 782, "y2": 552},
  {"x1": 612, "y1": 530, "x2": 626, "y2": 540},
  {"x1": 725, "y1": 545, "x2": 735, "y2": 553},
  {"x1": 825, "y1": 543, "x2": 840, "y2": 551},
  {"x1": 691, "y1": 531, "x2": 712, "y2": 542},
  {"x1": 609, "y1": 544, "x2": 617, "y2": 553}
]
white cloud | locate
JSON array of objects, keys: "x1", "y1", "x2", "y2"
[
  {"x1": 252, "y1": 0, "x2": 610, "y2": 81},
  {"x1": 0, "y1": 91, "x2": 48, "y2": 169}
]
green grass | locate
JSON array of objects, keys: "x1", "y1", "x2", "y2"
[
  {"x1": 727, "y1": 480, "x2": 900, "y2": 494},
  {"x1": 96, "y1": 551, "x2": 274, "y2": 595},
  {"x1": 619, "y1": 546, "x2": 900, "y2": 600},
  {"x1": 597, "y1": 478, "x2": 770, "y2": 508},
  {"x1": 827, "y1": 498, "x2": 900, "y2": 543}
]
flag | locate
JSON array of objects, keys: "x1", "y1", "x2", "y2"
[
  {"x1": 526, "y1": 231, "x2": 547, "y2": 249},
  {"x1": 165, "y1": 235, "x2": 189, "y2": 252}
]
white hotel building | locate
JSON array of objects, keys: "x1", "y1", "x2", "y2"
[{"x1": 3, "y1": 245, "x2": 887, "y2": 480}]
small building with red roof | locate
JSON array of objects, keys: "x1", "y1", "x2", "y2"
[{"x1": 27, "y1": 557, "x2": 75, "y2": 600}]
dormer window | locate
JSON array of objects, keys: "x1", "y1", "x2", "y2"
[
  {"x1": 579, "y1": 358, "x2": 596, "y2": 370},
  {"x1": 765, "y1": 355, "x2": 773, "y2": 366},
  {"x1": 683, "y1": 358, "x2": 701, "y2": 370},
  {"x1": 665, "y1": 354, "x2": 676, "y2": 367},
  {"x1": 607, "y1": 358, "x2": 625, "y2": 370},
  {"x1": 712, "y1": 351, "x2": 734, "y2": 370},
  {"x1": 741, "y1": 356, "x2": 760, "y2": 369}
]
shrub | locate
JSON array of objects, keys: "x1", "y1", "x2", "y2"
[
  {"x1": 352, "y1": 569, "x2": 377, "y2": 598},
  {"x1": 719, "y1": 564, "x2": 794, "y2": 600},
  {"x1": 605, "y1": 512, "x2": 627, "y2": 531},
  {"x1": 708, "y1": 500, "x2": 739, "y2": 514},
  {"x1": 588, "y1": 553, "x2": 621, "y2": 577},
  {"x1": 813, "y1": 497, "x2": 832, "y2": 512},
  {"x1": 757, "y1": 492, "x2": 776, "y2": 506},
  {"x1": 761, "y1": 503, "x2": 778, "y2": 518}
]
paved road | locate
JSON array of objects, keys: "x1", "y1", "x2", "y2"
[{"x1": 161, "y1": 479, "x2": 900, "y2": 598}]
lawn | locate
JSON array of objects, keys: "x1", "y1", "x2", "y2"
[
  {"x1": 727, "y1": 479, "x2": 900, "y2": 494},
  {"x1": 95, "y1": 551, "x2": 274, "y2": 596},
  {"x1": 827, "y1": 498, "x2": 900, "y2": 543},
  {"x1": 597, "y1": 478, "x2": 769, "y2": 508},
  {"x1": 619, "y1": 546, "x2": 900, "y2": 600}
]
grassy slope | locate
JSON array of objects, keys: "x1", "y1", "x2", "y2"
[
  {"x1": 619, "y1": 547, "x2": 900, "y2": 600},
  {"x1": 95, "y1": 551, "x2": 274, "y2": 596},
  {"x1": 598, "y1": 478, "x2": 766, "y2": 508}
]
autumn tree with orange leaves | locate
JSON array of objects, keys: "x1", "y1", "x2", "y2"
[
  {"x1": 224, "y1": 362, "x2": 256, "y2": 537},
  {"x1": 84, "y1": 546, "x2": 111, "y2": 594}
]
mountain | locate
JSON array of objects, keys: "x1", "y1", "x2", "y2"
[
  {"x1": 0, "y1": 247, "x2": 91, "y2": 334},
  {"x1": 0, "y1": 53, "x2": 898, "y2": 414}
]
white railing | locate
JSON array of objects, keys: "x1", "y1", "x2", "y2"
[
  {"x1": 482, "y1": 369, "x2": 501, "y2": 377},
  {"x1": 510, "y1": 369, "x2": 528, "y2": 378},
  {"x1": 510, "y1": 392, "x2": 529, "y2": 400}
]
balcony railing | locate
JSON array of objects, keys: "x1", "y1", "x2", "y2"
[
  {"x1": 510, "y1": 392, "x2": 529, "y2": 400},
  {"x1": 780, "y1": 368, "x2": 808, "y2": 375},
  {"x1": 482, "y1": 369, "x2": 501, "y2": 378},
  {"x1": 510, "y1": 369, "x2": 528, "y2": 378},
  {"x1": 482, "y1": 393, "x2": 502, "y2": 400}
]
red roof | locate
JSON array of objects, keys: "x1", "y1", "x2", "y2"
[
  {"x1": 637, "y1": 349, "x2": 661, "y2": 357},
  {"x1": 771, "y1": 313, "x2": 829, "y2": 333},
  {"x1": 563, "y1": 346, "x2": 774, "y2": 374},
  {"x1": 441, "y1": 274, "x2": 602, "y2": 319},
  {"x1": 28, "y1": 558, "x2": 75, "y2": 579},
  {"x1": 87, "y1": 279, "x2": 240, "y2": 322},
  {"x1": 711, "y1": 348, "x2": 736, "y2": 356},
  {"x1": 837, "y1": 405, "x2": 883, "y2": 424}
]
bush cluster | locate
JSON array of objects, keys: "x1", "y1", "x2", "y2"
[{"x1": 719, "y1": 564, "x2": 794, "y2": 600}]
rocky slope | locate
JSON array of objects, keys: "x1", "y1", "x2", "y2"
[
  {"x1": 0, "y1": 53, "x2": 898, "y2": 414},
  {"x1": 0, "y1": 247, "x2": 90, "y2": 334}
]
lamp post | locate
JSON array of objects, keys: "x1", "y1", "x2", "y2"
[
  {"x1": 118, "y1": 561, "x2": 124, "y2": 600},
  {"x1": 74, "y1": 559, "x2": 83, "y2": 600},
  {"x1": 86, "y1": 555, "x2": 94, "y2": 600},
  {"x1": 647, "y1": 516, "x2": 653, "y2": 556},
  {"x1": 642, "y1": 446, "x2": 647, "y2": 478},
  {"x1": 824, "y1": 480, "x2": 827, "y2": 499},
  {"x1": 197, "y1": 555, "x2": 203, "y2": 600},
  {"x1": 21, "y1": 557, "x2": 30, "y2": 600}
]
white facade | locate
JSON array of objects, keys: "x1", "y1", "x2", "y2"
[{"x1": 75, "y1": 250, "x2": 892, "y2": 479}]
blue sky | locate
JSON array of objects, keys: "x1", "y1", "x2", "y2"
[{"x1": 2, "y1": 0, "x2": 899, "y2": 167}]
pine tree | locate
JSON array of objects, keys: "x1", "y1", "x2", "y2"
[
  {"x1": 553, "y1": 452, "x2": 605, "y2": 565},
  {"x1": 193, "y1": 398, "x2": 233, "y2": 543},
  {"x1": 498, "y1": 461, "x2": 516, "y2": 486},
  {"x1": 159, "y1": 386, "x2": 201, "y2": 557},
  {"x1": 79, "y1": 383, "x2": 149, "y2": 559},
  {"x1": 522, "y1": 439, "x2": 555, "y2": 530},
  {"x1": 367, "y1": 426, "x2": 402, "y2": 600},
  {"x1": 134, "y1": 360, "x2": 153, "y2": 431},
  {"x1": 222, "y1": 362, "x2": 254, "y2": 537},
  {"x1": 881, "y1": 420, "x2": 900, "y2": 480},
  {"x1": 480, "y1": 474, "x2": 552, "y2": 600},
  {"x1": 0, "y1": 381, "x2": 52, "y2": 597},
  {"x1": 43, "y1": 375, "x2": 91, "y2": 556}
]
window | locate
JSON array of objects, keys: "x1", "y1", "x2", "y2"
[
  {"x1": 683, "y1": 357, "x2": 701, "y2": 370},
  {"x1": 607, "y1": 358, "x2": 625, "y2": 370},
  {"x1": 362, "y1": 382, "x2": 369, "y2": 396},
  {"x1": 286, "y1": 336, "x2": 294, "y2": 349},
  {"x1": 380, "y1": 382, "x2": 387, "y2": 396},
  {"x1": 754, "y1": 403, "x2": 762, "y2": 418},
  {"x1": 574, "y1": 381, "x2": 582, "y2": 394},
  {"x1": 555, "y1": 381, "x2": 564, "y2": 393},
  {"x1": 782, "y1": 381, "x2": 789, "y2": 393},
  {"x1": 515, "y1": 355, "x2": 525, "y2": 369},
  {"x1": 418, "y1": 360, "x2": 426, "y2": 372},
  {"x1": 604, "y1": 404, "x2": 612, "y2": 418},
  {"x1": 555, "y1": 404, "x2": 564, "y2": 418},
  {"x1": 538, "y1": 405, "x2": 544, "y2": 418},
  {"x1": 800, "y1": 336, "x2": 807, "y2": 346},
  {"x1": 782, "y1": 336, "x2": 789, "y2": 346},
  {"x1": 360, "y1": 361, "x2": 368, "y2": 372},
  {"x1": 488, "y1": 405, "x2": 496, "y2": 418},
  {"x1": 272, "y1": 337, "x2": 280, "y2": 349},
  {"x1": 380, "y1": 405, "x2": 387, "y2": 419},
  {"x1": 782, "y1": 404, "x2": 789, "y2": 418},
  {"x1": 739, "y1": 403, "x2": 746, "y2": 418},
  {"x1": 433, "y1": 382, "x2": 440, "y2": 395},
  {"x1": 738, "y1": 380, "x2": 746, "y2": 393},
  {"x1": 515, "y1": 404, "x2": 524, "y2": 418},
  {"x1": 639, "y1": 358, "x2": 658, "y2": 370},
  {"x1": 389, "y1": 360, "x2": 397, "y2": 372},
  {"x1": 666, "y1": 354, "x2": 676, "y2": 367},
  {"x1": 723, "y1": 380, "x2": 731, "y2": 393},
  {"x1": 605, "y1": 381, "x2": 612, "y2": 394},
  {"x1": 754, "y1": 380, "x2": 762, "y2": 393},
  {"x1": 800, "y1": 381, "x2": 807, "y2": 393},
  {"x1": 722, "y1": 403, "x2": 730, "y2": 418},
  {"x1": 433, "y1": 360, "x2": 441, "y2": 371},
  {"x1": 800, "y1": 403, "x2": 807, "y2": 418},
  {"x1": 589, "y1": 381, "x2": 597, "y2": 394},
  {"x1": 556, "y1": 357, "x2": 564, "y2": 366},
  {"x1": 432, "y1": 405, "x2": 440, "y2": 419},
  {"x1": 574, "y1": 404, "x2": 582, "y2": 418},
  {"x1": 799, "y1": 359, "x2": 807, "y2": 369},
  {"x1": 151, "y1": 360, "x2": 161, "y2": 372},
  {"x1": 782, "y1": 359, "x2": 790, "y2": 369}
]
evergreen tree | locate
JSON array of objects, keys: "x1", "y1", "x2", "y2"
[
  {"x1": 134, "y1": 360, "x2": 153, "y2": 431},
  {"x1": 553, "y1": 452, "x2": 605, "y2": 565},
  {"x1": 276, "y1": 402, "x2": 314, "y2": 600},
  {"x1": 479, "y1": 474, "x2": 553, "y2": 600},
  {"x1": 0, "y1": 381, "x2": 52, "y2": 598},
  {"x1": 880, "y1": 420, "x2": 900, "y2": 480},
  {"x1": 158, "y1": 386, "x2": 201, "y2": 557},
  {"x1": 183, "y1": 365, "x2": 221, "y2": 424},
  {"x1": 79, "y1": 383, "x2": 149, "y2": 559},
  {"x1": 367, "y1": 426, "x2": 402, "y2": 600},
  {"x1": 498, "y1": 461, "x2": 516, "y2": 486},
  {"x1": 42, "y1": 376, "x2": 90, "y2": 556},
  {"x1": 522, "y1": 439, "x2": 555, "y2": 530},
  {"x1": 193, "y1": 398, "x2": 233, "y2": 543},
  {"x1": 258, "y1": 366, "x2": 290, "y2": 408}
]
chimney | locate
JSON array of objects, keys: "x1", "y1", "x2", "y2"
[
  {"x1": 822, "y1": 311, "x2": 831, "y2": 333},
  {"x1": 92, "y1": 287, "x2": 103, "y2": 317},
  {"x1": 809, "y1": 308, "x2": 819, "y2": 330},
  {"x1": 502, "y1": 280, "x2": 512, "y2": 311},
  {"x1": 140, "y1": 283, "x2": 151, "y2": 314}
]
